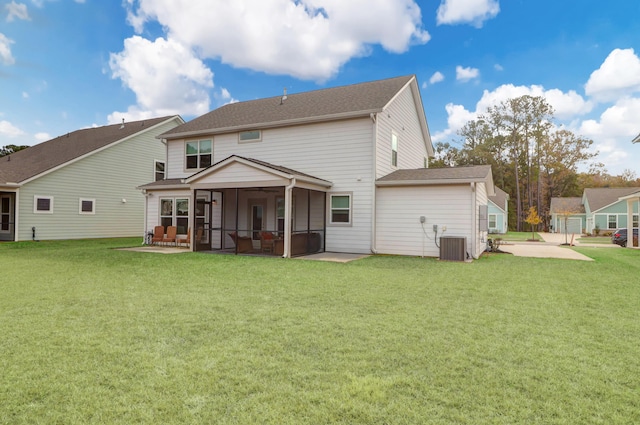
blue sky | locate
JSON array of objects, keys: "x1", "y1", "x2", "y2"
[{"x1": 1, "y1": 0, "x2": 640, "y2": 175}]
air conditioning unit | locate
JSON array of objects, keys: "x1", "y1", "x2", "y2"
[{"x1": 439, "y1": 237, "x2": 467, "y2": 261}]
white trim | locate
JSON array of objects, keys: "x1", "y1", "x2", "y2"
[
  {"x1": 78, "y1": 198, "x2": 96, "y2": 215},
  {"x1": 33, "y1": 195, "x2": 53, "y2": 214},
  {"x1": 154, "y1": 159, "x2": 166, "y2": 181},
  {"x1": 328, "y1": 192, "x2": 352, "y2": 226},
  {"x1": 238, "y1": 130, "x2": 262, "y2": 143},
  {"x1": 184, "y1": 139, "x2": 213, "y2": 172}
]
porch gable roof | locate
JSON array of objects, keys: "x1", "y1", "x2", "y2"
[
  {"x1": 376, "y1": 165, "x2": 494, "y2": 195},
  {"x1": 583, "y1": 187, "x2": 640, "y2": 213},
  {"x1": 185, "y1": 155, "x2": 332, "y2": 190}
]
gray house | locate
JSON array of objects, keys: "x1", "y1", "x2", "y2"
[
  {"x1": 0, "y1": 116, "x2": 183, "y2": 241},
  {"x1": 141, "y1": 75, "x2": 495, "y2": 259}
]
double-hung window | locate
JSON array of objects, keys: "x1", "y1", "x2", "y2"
[
  {"x1": 608, "y1": 214, "x2": 617, "y2": 229},
  {"x1": 489, "y1": 214, "x2": 497, "y2": 229},
  {"x1": 155, "y1": 160, "x2": 165, "y2": 181},
  {"x1": 329, "y1": 194, "x2": 351, "y2": 225},
  {"x1": 160, "y1": 198, "x2": 189, "y2": 234},
  {"x1": 185, "y1": 139, "x2": 212, "y2": 170}
]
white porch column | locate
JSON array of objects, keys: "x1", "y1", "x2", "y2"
[{"x1": 283, "y1": 179, "x2": 296, "y2": 258}]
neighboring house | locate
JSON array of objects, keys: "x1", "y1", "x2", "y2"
[
  {"x1": 0, "y1": 116, "x2": 184, "y2": 241},
  {"x1": 618, "y1": 190, "x2": 640, "y2": 248},
  {"x1": 140, "y1": 75, "x2": 494, "y2": 259},
  {"x1": 487, "y1": 186, "x2": 509, "y2": 233},
  {"x1": 550, "y1": 187, "x2": 640, "y2": 235},
  {"x1": 549, "y1": 197, "x2": 585, "y2": 234}
]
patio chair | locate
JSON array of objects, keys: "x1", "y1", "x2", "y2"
[
  {"x1": 177, "y1": 227, "x2": 191, "y2": 248},
  {"x1": 163, "y1": 226, "x2": 177, "y2": 246},
  {"x1": 259, "y1": 231, "x2": 274, "y2": 253},
  {"x1": 151, "y1": 225, "x2": 164, "y2": 245},
  {"x1": 228, "y1": 231, "x2": 253, "y2": 253}
]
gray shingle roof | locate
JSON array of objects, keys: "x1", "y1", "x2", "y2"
[
  {"x1": 377, "y1": 165, "x2": 492, "y2": 184},
  {"x1": 583, "y1": 187, "x2": 640, "y2": 212},
  {"x1": 161, "y1": 75, "x2": 415, "y2": 138},
  {"x1": 549, "y1": 197, "x2": 585, "y2": 214},
  {"x1": 489, "y1": 186, "x2": 509, "y2": 212},
  {"x1": 0, "y1": 116, "x2": 179, "y2": 184}
]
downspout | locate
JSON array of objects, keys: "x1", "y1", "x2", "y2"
[
  {"x1": 370, "y1": 112, "x2": 379, "y2": 254},
  {"x1": 470, "y1": 182, "x2": 477, "y2": 259},
  {"x1": 283, "y1": 178, "x2": 296, "y2": 258},
  {"x1": 142, "y1": 189, "x2": 148, "y2": 245}
]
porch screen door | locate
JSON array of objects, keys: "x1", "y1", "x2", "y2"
[
  {"x1": 1, "y1": 195, "x2": 10, "y2": 233},
  {"x1": 251, "y1": 204, "x2": 264, "y2": 240}
]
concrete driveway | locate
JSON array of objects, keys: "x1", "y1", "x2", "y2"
[{"x1": 497, "y1": 233, "x2": 607, "y2": 261}]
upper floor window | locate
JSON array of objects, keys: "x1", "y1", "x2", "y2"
[
  {"x1": 239, "y1": 130, "x2": 261, "y2": 143},
  {"x1": 185, "y1": 140, "x2": 212, "y2": 170},
  {"x1": 155, "y1": 160, "x2": 165, "y2": 181},
  {"x1": 391, "y1": 133, "x2": 398, "y2": 167}
]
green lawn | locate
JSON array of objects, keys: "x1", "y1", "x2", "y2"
[
  {"x1": 577, "y1": 235, "x2": 615, "y2": 245},
  {"x1": 499, "y1": 231, "x2": 542, "y2": 241},
  {"x1": 1, "y1": 239, "x2": 639, "y2": 424}
]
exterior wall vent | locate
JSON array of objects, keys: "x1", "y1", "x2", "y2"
[{"x1": 439, "y1": 237, "x2": 467, "y2": 261}]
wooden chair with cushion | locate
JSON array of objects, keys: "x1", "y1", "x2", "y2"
[
  {"x1": 163, "y1": 226, "x2": 177, "y2": 246},
  {"x1": 151, "y1": 225, "x2": 164, "y2": 245},
  {"x1": 228, "y1": 231, "x2": 253, "y2": 253},
  {"x1": 177, "y1": 227, "x2": 191, "y2": 248}
]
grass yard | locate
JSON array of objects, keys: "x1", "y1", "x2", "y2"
[
  {"x1": 500, "y1": 231, "x2": 542, "y2": 241},
  {"x1": 578, "y1": 235, "x2": 615, "y2": 245},
  {"x1": 1, "y1": 239, "x2": 639, "y2": 424}
]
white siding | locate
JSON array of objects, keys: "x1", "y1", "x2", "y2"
[
  {"x1": 166, "y1": 118, "x2": 374, "y2": 253},
  {"x1": 145, "y1": 189, "x2": 191, "y2": 234},
  {"x1": 376, "y1": 84, "x2": 428, "y2": 178},
  {"x1": 376, "y1": 185, "x2": 473, "y2": 257},
  {"x1": 16, "y1": 119, "x2": 179, "y2": 241}
]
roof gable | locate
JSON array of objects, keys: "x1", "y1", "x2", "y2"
[
  {"x1": 583, "y1": 187, "x2": 640, "y2": 212},
  {"x1": 161, "y1": 75, "x2": 415, "y2": 139},
  {"x1": 550, "y1": 197, "x2": 585, "y2": 214},
  {"x1": 488, "y1": 186, "x2": 508, "y2": 212},
  {"x1": 0, "y1": 116, "x2": 181, "y2": 185}
]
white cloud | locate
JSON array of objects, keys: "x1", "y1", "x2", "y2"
[
  {"x1": 125, "y1": 0, "x2": 430, "y2": 81},
  {"x1": 585, "y1": 48, "x2": 640, "y2": 102},
  {"x1": 6, "y1": 1, "x2": 30, "y2": 22},
  {"x1": 0, "y1": 33, "x2": 16, "y2": 65},
  {"x1": 494, "y1": 63, "x2": 503, "y2": 71},
  {"x1": 429, "y1": 71, "x2": 445, "y2": 84},
  {"x1": 436, "y1": 0, "x2": 499, "y2": 28},
  {"x1": 216, "y1": 87, "x2": 238, "y2": 105},
  {"x1": 34, "y1": 132, "x2": 50, "y2": 142},
  {"x1": 108, "y1": 36, "x2": 214, "y2": 122},
  {"x1": 0, "y1": 120, "x2": 25, "y2": 138},
  {"x1": 456, "y1": 65, "x2": 479, "y2": 82}
]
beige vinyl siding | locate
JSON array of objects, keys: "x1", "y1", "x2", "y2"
[
  {"x1": 145, "y1": 189, "x2": 191, "y2": 236},
  {"x1": 376, "y1": 185, "x2": 473, "y2": 257},
  {"x1": 376, "y1": 83, "x2": 428, "y2": 178},
  {"x1": 166, "y1": 118, "x2": 374, "y2": 253},
  {"x1": 16, "y1": 119, "x2": 178, "y2": 241}
]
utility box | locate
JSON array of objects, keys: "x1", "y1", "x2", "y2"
[{"x1": 439, "y1": 237, "x2": 467, "y2": 261}]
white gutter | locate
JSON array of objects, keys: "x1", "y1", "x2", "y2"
[
  {"x1": 283, "y1": 178, "x2": 296, "y2": 258},
  {"x1": 470, "y1": 182, "x2": 477, "y2": 259},
  {"x1": 370, "y1": 112, "x2": 379, "y2": 254}
]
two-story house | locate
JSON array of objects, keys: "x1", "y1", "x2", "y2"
[{"x1": 139, "y1": 76, "x2": 494, "y2": 259}]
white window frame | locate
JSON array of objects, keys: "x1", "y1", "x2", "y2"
[
  {"x1": 239, "y1": 130, "x2": 261, "y2": 143},
  {"x1": 488, "y1": 214, "x2": 497, "y2": 229},
  {"x1": 608, "y1": 214, "x2": 617, "y2": 229},
  {"x1": 154, "y1": 160, "x2": 165, "y2": 181},
  {"x1": 633, "y1": 214, "x2": 638, "y2": 228},
  {"x1": 159, "y1": 197, "x2": 190, "y2": 234},
  {"x1": 185, "y1": 139, "x2": 212, "y2": 170},
  {"x1": 79, "y1": 198, "x2": 96, "y2": 215},
  {"x1": 328, "y1": 193, "x2": 352, "y2": 226},
  {"x1": 34, "y1": 195, "x2": 53, "y2": 214},
  {"x1": 391, "y1": 132, "x2": 398, "y2": 167}
]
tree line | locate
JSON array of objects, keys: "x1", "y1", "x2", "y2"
[{"x1": 430, "y1": 95, "x2": 639, "y2": 231}]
